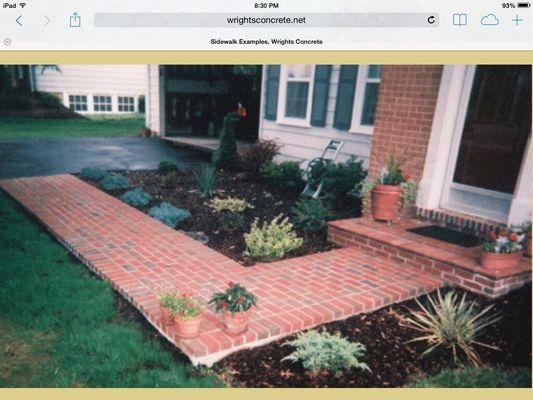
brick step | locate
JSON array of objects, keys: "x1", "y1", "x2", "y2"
[{"x1": 328, "y1": 217, "x2": 531, "y2": 299}]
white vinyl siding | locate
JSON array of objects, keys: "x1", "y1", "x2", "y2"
[
  {"x1": 260, "y1": 65, "x2": 373, "y2": 169},
  {"x1": 145, "y1": 65, "x2": 164, "y2": 136},
  {"x1": 35, "y1": 65, "x2": 147, "y2": 115}
]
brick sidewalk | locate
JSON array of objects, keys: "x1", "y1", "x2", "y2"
[{"x1": 0, "y1": 174, "x2": 443, "y2": 366}]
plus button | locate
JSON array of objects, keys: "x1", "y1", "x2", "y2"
[{"x1": 512, "y1": 14, "x2": 524, "y2": 26}]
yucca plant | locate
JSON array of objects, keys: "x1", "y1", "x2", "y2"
[
  {"x1": 193, "y1": 165, "x2": 217, "y2": 198},
  {"x1": 401, "y1": 290, "x2": 501, "y2": 366}
]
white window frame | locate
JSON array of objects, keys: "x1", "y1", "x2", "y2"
[
  {"x1": 276, "y1": 65, "x2": 315, "y2": 128},
  {"x1": 350, "y1": 65, "x2": 382, "y2": 135},
  {"x1": 68, "y1": 94, "x2": 88, "y2": 113},
  {"x1": 118, "y1": 96, "x2": 136, "y2": 113},
  {"x1": 93, "y1": 95, "x2": 114, "y2": 113}
]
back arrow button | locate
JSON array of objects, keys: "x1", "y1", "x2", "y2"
[
  {"x1": 16, "y1": 15, "x2": 22, "y2": 26},
  {"x1": 44, "y1": 15, "x2": 51, "y2": 26}
]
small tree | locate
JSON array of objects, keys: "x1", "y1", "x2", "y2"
[{"x1": 212, "y1": 114, "x2": 239, "y2": 170}]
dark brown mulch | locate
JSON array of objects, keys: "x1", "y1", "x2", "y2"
[
  {"x1": 213, "y1": 284, "x2": 532, "y2": 388},
  {"x1": 82, "y1": 169, "x2": 360, "y2": 266}
]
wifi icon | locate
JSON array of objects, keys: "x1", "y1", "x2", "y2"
[{"x1": 19, "y1": 2, "x2": 26, "y2": 8}]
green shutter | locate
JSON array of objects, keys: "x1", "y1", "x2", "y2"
[
  {"x1": 264, "y1": 65, "x2": 280, "y2": 121},
  {"x1": 333, "y1": 65, "x2": 358, "y2": 131},
  {"x1": 310, "y1": 65, "x2": 332, "y2": 127}
]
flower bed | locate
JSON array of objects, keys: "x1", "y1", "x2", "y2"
[
  {"x1": 213, "y1": 284, "x2": 531, "y2": 388},
  {"x1": 81, "y1": 169, "x2": 360, "y2": 265}
]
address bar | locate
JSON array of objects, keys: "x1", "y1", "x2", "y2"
[{"x1": 93, "y1": 12, "x2": 439, "y2": 28}]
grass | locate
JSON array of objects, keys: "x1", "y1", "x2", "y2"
[
  {"x1": 0, "y1": 192, "x2": 222, "y2": 388},
  {"x1": 0, "y1": 115, "x2": 145, "y2": 140},
  {"x1": 408, "y1": 367, "x2": 532, "y2": 388}
]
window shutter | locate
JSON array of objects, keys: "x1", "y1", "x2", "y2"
[
  {"x1": 264, "y1": 65, "x2": 280, "y2": 121},
  {"x1": 310, "y1": 65, "x2": 332, "y2": 127},
  {"x1": 333, "y1": 65, "x2": 359, "y2": 131}
]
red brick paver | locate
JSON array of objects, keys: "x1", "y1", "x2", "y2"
[
  {"x1": 329, "y1": 217, "x2": 532, "y2": 298},
  {"x1": 0, "y1": 175, "x2": 443, "y2": 366}
]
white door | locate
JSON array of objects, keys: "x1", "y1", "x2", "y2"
[{"x1": 441, "y1": 65, "x2": 532, "y2": 223}]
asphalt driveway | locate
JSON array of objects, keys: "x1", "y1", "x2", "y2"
[{"x1": 0, "y1": 137, "x2": 208, "y2": 179}]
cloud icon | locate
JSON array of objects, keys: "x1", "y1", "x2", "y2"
[{"x1": 481, "y1": 14, "x2": 499, "y2": 26}]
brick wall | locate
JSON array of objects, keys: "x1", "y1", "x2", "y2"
[{"x1": 368, "y1": 65, "x2": 444, "y2": 183}]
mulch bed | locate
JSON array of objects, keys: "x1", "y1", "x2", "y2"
[
  {"x1": 82, "y1": 169, "x2": 360, "y2": 266},
  {"x1": 213, "y1": 284, "x2": 532, "y2": 388},
  {"x1": 80, "y1": 169, "x2": 531, "y2": 387}
]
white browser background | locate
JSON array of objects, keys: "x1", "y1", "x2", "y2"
[{"x1": 0, "y1": 0, "x2": 531, "y2": 50}]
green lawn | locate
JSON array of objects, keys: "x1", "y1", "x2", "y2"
[
  {"x1": 408, "y1": 367, "x2": 532, "y2": 388},
  {"x1": 0, "y1": 115, "x2": 145, "y2": 140},
  {"x1": 0, "y1": 192, "x2": 221, "y2": 388}
]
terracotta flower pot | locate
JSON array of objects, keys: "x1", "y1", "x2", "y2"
[
  {"x1": 371, "y1": 184, "x2": 402, "y2": 222},
  {"x1": 222, "y1": 308, "x2": 252, "y2": 335},
  {"x1": 175, "y1": 312, "x2": 203, "y2": 339},
  {"x1": 160, "y1": 305, "x2": 175, "y2": 326},
  {"x1": 480, "y1": 251, "x2": 524, "y2": 270}
]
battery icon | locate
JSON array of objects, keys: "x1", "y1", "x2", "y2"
[{"x1": 518, "y1": 2, "x2": 531, "y2": 7}]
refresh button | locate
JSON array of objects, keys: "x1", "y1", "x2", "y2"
[{"x1": 427, "y1": 15, "x2": 436, "y2": 24}]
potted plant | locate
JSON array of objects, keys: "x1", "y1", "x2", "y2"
[
  {"x1": 521, "y1": 221, "x2": 532, "y2": 258},
  {"x1": 208, "y1": 282, "x2": 257, "y2": 335},
  {"x1": 157, "y1": 291, "x2": 178, "y2": 326},
  {"x1": 173, "y1": 293, "x2": 203, "y2": 339},
  {"x1": 359, "y1": 153, "x2": 417, "y2": 223},
  {"x1": 480, "y1": 227, "x2": 526, "y2": 269}
]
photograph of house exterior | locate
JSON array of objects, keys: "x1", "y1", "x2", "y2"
[
  {"x1": 147, "y1": 64, "x2": 531, "y2": 227},
  {"x1": 0, "y1": 63, "x2": 531, "y2": 388}
]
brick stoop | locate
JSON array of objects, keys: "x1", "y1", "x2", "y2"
[
  {"x1": 328, "y1": 217, "x2": 532, "y2": 299},
  {"x1": 0, "y1": 175, "x2": 443, "y2": 366}
]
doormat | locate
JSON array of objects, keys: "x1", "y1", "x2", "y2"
[{"x1": 407, "y1": 225, "x2": 481, "y2": 248}]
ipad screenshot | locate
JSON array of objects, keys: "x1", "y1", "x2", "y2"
[{"x1": 0, "y1": 0, "x2": 532, "y2": 394}]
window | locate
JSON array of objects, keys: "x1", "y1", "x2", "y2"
[
  {"x1": 118, "y1": 96, "x2": 136, "y2": 112},
  {"x1": 277, "y1": 65, "x2": 315, "y2": 126},
  {"x1": 69, "y1": 95, "x2": 88, "y2": 112},
  {"x1": 93, "y1": 95, "x2": 113, "y2": 112},
  {"x1": 350, "y1": 65, "x2": 382, "y2": 134}
]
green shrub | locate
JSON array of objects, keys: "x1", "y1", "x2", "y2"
[
  {"x1": 80, "y1": 167, "x2": 107, "y2": 181},
  {"x1": 402, "y1": 290, "x2": 500, "y2": 366},
  {"x1": 282, "y1": 329, "x2": 371, "y2": 374},
  {"x1": 193, "y1": 166, "x2": 217, "y2": 198},
  {"x1": 321, "y1": 157, "x2": 366, "y2": 212},
  {"x1": 101, "y1": 174, "x2": 131, "y2": 191},
  {"x1": 212, "y1": 114, "x2": 238, "y2": 170},
  {"x1": 219, "y1": 213, "x2": 245, "y2": 231},
  {"x1": 237, "y1": 140, "x2": 279, "y2": 179},
  {"x1": 408, "y1": 367, "x2": 532, "y2": 388},
  {"x1": 34, "y1": 91, "x2": 62, "y2": 109},
  {"x1": 0, "y1": 93, "x2": 32, "y2": 111},
  {"x1": 209, "y1": 197, "x2": 253, "y2": 214},
  {"x1": 120, "y1": 188, "x2": 152, "y2": 207},
  {"x1": 244, "y1": 214, "x2": 303, "y2": 261},
  {"x1": 292, "y1": 198, "x2": 330, "y2": 232},
  {"x1": 148, "y1": 203, "x2": 191, "y2": 228},
  {"x1": 262, "y1": 161, "x2": 305, "y2": 193},
  {"x1": 209, "y1": 197, "x2": 252, "y2": 231},
  {"x1": 138, "y1": 95, "x2": 146, "y2": 113},
  {"x1": 158, "y1": 160, "x2": 179, "y2": 175},
  {"x1": 161, "y1": 171, "x2": 180, "y2": 189}
]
